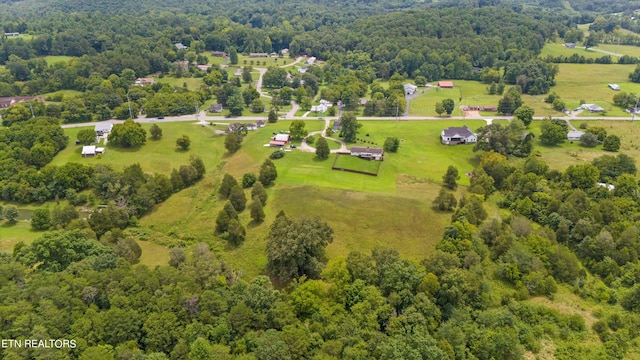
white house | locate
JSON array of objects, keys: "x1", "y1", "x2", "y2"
[
  {"x1": 95, "y1": 122, "x2": 113, "y2": 136},
  {"x1": 441, "y1": 125, "x2": 477, "y2": 145},
  {"x1": 580, "y1": 104, "x2": 604, "y2": 112},
  {"x1": 567, "y1": 130, "x2": 585, "y2": 141},
  {"x1": 350, "y1": 147, "x2": 384, "y2": 161},
  {"x1": 81, "y1": 146, "x2": 104, "y2": 157},
  {"x1": 404, "y1": 84, "x2": 418, "y2": 95},
  {"x1": 307, "y1": 56, "x2": 317, "y2": 65}
]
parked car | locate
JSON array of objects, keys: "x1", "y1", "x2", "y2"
[{"x1": 158, "y1": 116, "x2": 164, "y2": 120}]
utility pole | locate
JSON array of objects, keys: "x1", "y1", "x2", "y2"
[
  {"x1": 633, "y1": 96, "x2": 640, "y2": 121},
  {"x1": 28, "y1": 102, "x2": 35, "y2": 118},
  {"x1": 126, "y1": 92, "x2": 133, "y2": 120}
]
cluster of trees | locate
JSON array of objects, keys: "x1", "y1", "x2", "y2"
[{"x1": 215, "y1": 160, "x2": 276, "y2": 244}]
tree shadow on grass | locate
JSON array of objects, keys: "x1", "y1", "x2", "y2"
[
  {"x1": 1, "y1": 221, "x2": 18, "y2": 228},
  {"x1": 246, "y1": 219, "x2": 264, "y2": 229}
]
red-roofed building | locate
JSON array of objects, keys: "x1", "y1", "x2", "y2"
[{"x1": 438, "y1": 81, "x2": 454, "y2": 88}]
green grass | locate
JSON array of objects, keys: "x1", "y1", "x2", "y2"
[
  {"x1": 52, "y1": 122, "x2": 226, "y2": 175},
  {"x1": 410, "y1": 81, "x2": 501, "y2": 116},
  {"x1": 43, "y1": 56, "x2": 76, "y2": 65},
  {"x1": 41, "y1": 89, "x2": 83, "y2": 100},
  {"x1": 308, "y1": 135, "x2": 342, "y2": 150},
  {"x1": 0, "y1": 220, "x2": 43, "y2": 252},
  {"x1": 539, "y1": 43, "x2": 608, "y2": 60},
  {"x1": 593, "y1": 44, "x2": 640, "y2": 57},
  {"x1": 332, "y1": 154, "x2": 381, "y2": 174},
  {"x1": 237, "y1": 55, "x2": 288, "y2": 68},
  {"x1": 14, "y1": 120, "x2": 483, "y2": 278}
]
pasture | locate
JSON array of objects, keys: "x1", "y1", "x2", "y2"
[{"x1": 409, "y1": 81, "x2": 503, "y2": 117}]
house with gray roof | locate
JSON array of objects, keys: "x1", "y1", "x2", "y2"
[
  {"x1": 351, "y1": 147, "x2": 384, "y2": 160},
  {"x1": 94, "y1": 122, "x2": 113, "y2": 136},
  {"x1": 441, "y1": 125, "x2": 477, "y2": 145}
]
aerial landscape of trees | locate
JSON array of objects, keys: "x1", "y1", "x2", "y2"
[{"x1": 3, "y1": 0, "x2": 640, "y2": 358}]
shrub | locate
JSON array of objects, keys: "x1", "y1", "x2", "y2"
[{"x1": 270, "y1": 150, "x2": 285, "y2": 159}]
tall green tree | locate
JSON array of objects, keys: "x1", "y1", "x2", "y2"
[
  {"x1": 539, "y1": 119, "x2": 566, "y2": 146},
  {"x1": 513, "y1": 105, "x2": 534, "y2": 127},
  {"x1": 443, "y1": 165, "x2": 460, "y2": 190},
  {"x1": 289, "y1": 120, "x2": 308, "y2": 140},
  {"x1": 176, "y1": 135, "x2": 191, "y2": 151},
  {"x1": 226, "y1": 219, "x2": 246, "y2": 245},
  {"x1": 340, "y1": 112, "x2": 360, "y2": 143},
  {"x1": 227, "y1": 91, "x2": 244, "y2": 116},
  {"x1": 442, "y1": 98, "x2": 455, "y2": 115},
  {"x1": 250, "y1": 198, "x2": 265, "y2": 223},
  {"x1": 108, "y1": 119, "x2": 147, "y2": 148},
  {"x1": 251, "y1": 181, "x2": 268, "y2": 205},
  {"x1": 229, "y1": 185, "x2": 247, "y2": 212},
  {"x1": 77, "y1": 128, "x2": 97, "y2": 145},
  {"x1": 259, "y1": 159, "x2": 278, "y2": 186},
  {"x1": 266, "y1": 215, "x2": 334, "y2": 283},
  {"x1": 219, "y1": 174, "x2": 238, "y2": 199},
  {"x1": 603, "y1": 135, "x2": 621, "y2": 152},
  {"x1": 228, "y1": 46, "x2": 238, "y2": 65},
  {"x1": 149, "y1": 124, "x2": 162, "y2": 140},
  {"x1": 315, "y1": 137, "x2": 330, "y2": 160},
  {"x1": 225, "y1": 133, "x2": 243, "y2": 153}
]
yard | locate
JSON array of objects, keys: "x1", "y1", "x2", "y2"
[{"x1": 332, "y1": 153, "x2": 382, "y2": 175}]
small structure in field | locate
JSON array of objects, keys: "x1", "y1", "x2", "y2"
[
  {"x1": 441, "y1": 125, "x2": 477, "y2": 145},
  {"x1": 438, "y1": 81, "x2": 454, "y2": 88},
  {"x1": 209, "y1": 104, "x2": 223, "y2": 113},
  {"x1": 82, "y1": 146, "x2": 105, "y2": 157},
  {"x1": 135, "y1": 78, "x2": 155, "y2": 86},
  {"x1": 567, "y1": 130, "x2": 585, "y2": 141},
  {"x1": 608, "y1": 84, "x2": 621, "y2": 91},
  {"x1": 350, "y1": 147, "x2": 384, "y2": 161}
]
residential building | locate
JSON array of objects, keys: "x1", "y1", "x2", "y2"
[
  {"x1": 404, "y1": 84, "x2": 418, "y2": 95},
  {"x1": 250, "y1": 53, "x2": 268, "y2": 58},
  {"x1": 211, "y1": 51, "x2": 226, "y2": 57},
  {"x1": 175, "y1": 43, "x2": 187, "y2": 50},
  {"x1": 94, "y1": 122, "x2": 113, "y2": 136},
  {"x1": 579, "y1": 104, "x2": 604, "y2": 112},
  {"x1": 441, "y1": 125, "x2": 477, "y2": 145},
  {"x1": 135, "y1": 78, "x2": 155, "y2": 86},
  {"x1": 0, "y1": 96, "x2": 43, "y2": 109},
  {"x1": 567, "y1": 130, "x2": 585, "y2": 141},
  {"x1": 209, "y1": 104, "x2": 223, "y2": 113},
  {"x1": 350, "y1": 147, "x2": 384, "y2": 161}
]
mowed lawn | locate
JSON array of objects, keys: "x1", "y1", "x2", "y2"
[
  {"x1": 409, "y1": 81, "x2": 503, "y2": 117},
  {"x1": 539, "y1": 43, "x2": 610, "y2": 60},
  {"x1": 523, "y1": 120, "x2": 640, "y2": 170},
  {"x1": 52, "y1": 122, "x2": 227, "y2": 175},
  {"x1": 43, "y1": 55, "x2": 76, "y2": 65},
  {"x1": 520, "y1": 64, "x2": 640, "y2": 118},
  {"x1": 332, "y1": 154, "x2": 381, "y2": 174}
]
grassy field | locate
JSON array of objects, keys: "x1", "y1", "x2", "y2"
[
  {"x1": 594, "y1": 44, "x2": 640, "y2": 57},
  {"x1": 43, "y1": 55, "x2": 76, "y2": 65},
  {"x1": 332, "y1": 154, "x2": 381, "y2": 175},
  {"x1": 539, "y1": 43, "x2": 609, "y2": 60},
  {"x1": 409, "y1": 81, "x2": 502, "y2": 116},
  {"x1": 237, "y1": 54, "x2": 293, "y2": 68},
  {"x1": 0, "y1": 221, "x2": 41, "y2": 252},
  {"x1": 51, "y1": 122, "x2": 226, "y2": 174}
]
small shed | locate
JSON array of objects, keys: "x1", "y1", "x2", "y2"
[{"x1": 438, "y1": 81, "x2": 454, "y2": 88}]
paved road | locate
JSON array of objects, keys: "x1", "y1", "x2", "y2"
[
  {"x1": 61, "y1": 113, "x2": 640, "y2": 129},
  {"x1": 298, "y1": 118, "x2": 347, "y2": 153}
]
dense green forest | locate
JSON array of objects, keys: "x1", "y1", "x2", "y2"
[{"x1": 2, "y1": 0, "x2": 640, "y2": 359}]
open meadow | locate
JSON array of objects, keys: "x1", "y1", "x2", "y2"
[{"x1": 5, "y1": 119, "x2": 483, "y2": 276}]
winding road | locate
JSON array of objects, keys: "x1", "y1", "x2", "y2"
[{"x1": 298, "y1": 118, "x2": 347, "y2": 153}]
